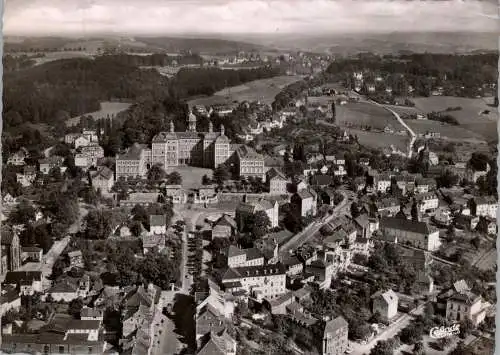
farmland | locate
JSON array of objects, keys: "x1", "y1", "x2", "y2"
[
  {"x1": 336, "y1": 101, "x2": 405, "y2": 131},
  {"x1": 411, "y1": 96, "x2": 498, "y2": 142},
  {"x1": 66, "y1": 101, "x2": 132, "y2": 127},
  {"x1": 187, "y1": 75, "x2": 304, "y2": 107},
  {"x1": 403, "y1": 120, "x2": 487, "y2": 143}
]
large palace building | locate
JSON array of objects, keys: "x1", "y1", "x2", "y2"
[{"x1": 115, "y1": 112, "x2": 265, "y2": 181}]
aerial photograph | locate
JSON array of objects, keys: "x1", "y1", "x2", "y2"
[{"x1": 0, "y1": 0, "x2": 498, "y2": 354}]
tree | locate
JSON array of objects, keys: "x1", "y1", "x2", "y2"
[
  {"x1": 331, "y1": 101, "x2": 336, "y2": 123},
  {"x1": 350, "y1": 202, "x2": 360, "y2": 218},
  {"x1": 138, "y1": 251, "x2": 179, "y2": 289},
  {"x1": 468, "y1": 152, "x2": 489, "y2": 172},
  {"x1": 400, "y1": 324, "x2": 423, "y2": 344},
  {"x1": 411, "y1": 199, "x2": 419, "y2": 222},
  {"x1": 147, "y1": 164, "x2": 166, "y2": 181},
  {"x1": 413, "y1": 341, "x2": 424, "y2": 354},
  {"x1": 213, "y1": 164, "x2": 230, "y2": 184},
  {"x1": 167, "y1": 171, "x2": 182, "y2": 185},
  {"x1": 370, "y1": 340, "x2": 394, "y2": 355},
  {"x1": 201, "y1": 174, "x2": 210, "y2": 185},
  {"x1": 8, "y1": 198, "x2": 36, "y2": 225},
  {"x1": 436, "y1": 170, "x2": 459, "y2": 188},
  {"x1": 83, "y1": 209, "x2": 120, "y2": 240},
  {"x1": 68, "y1": 298, "x2": 83, "y2": 319}
]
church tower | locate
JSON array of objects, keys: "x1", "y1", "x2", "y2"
[
  {"x1": 188, "y1": 110, "x2": 197, "y2": 132},
  {"x1": 220, "y1": 124, "x2": 225, "y2": 136},
  {"x1": 170, "y1": 120, "x2": 175, "y2": 133},
  {"x1": 209, "y1": 121, "x2": 213, "y2": 133}
]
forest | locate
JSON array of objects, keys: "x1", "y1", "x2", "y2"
[{"x1": 2, "y1": 55, "x2": 281, "y2": 132}]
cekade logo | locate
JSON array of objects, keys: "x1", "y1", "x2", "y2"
[{"x1": 429, "y1": 324, "x2": 460, "y2": 339}]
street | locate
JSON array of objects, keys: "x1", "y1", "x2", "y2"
[
  {"x1": 279, "y1": 190, "x2": 350, "y2": 257},
  {"x1": 351, "y1": 303, "x2": 427, "y2": 355}
]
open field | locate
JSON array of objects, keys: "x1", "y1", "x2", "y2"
[
  {"x1": 337, "y1": 101, "x2": 405, "y2": 131},
  {"x1": 345, "y1": 128, "x2": 409, "y2": 152},
  {"x1": 403, "y1": 120, "x2": 488, "y2": 143},
  {"x1": 412, "y1": 96, "x2": 498, "y2": 142},
  {"x1": 66, "y1": 101, "x2": 132, "y2": 126},
  {"x1": 27, "y1": 51, "x2": 95, "y2": 66},
  {"x1": 187, "y1": 75, "x2": 304, "y2": 107},
  {"x1": 165, "y1": 166, "x2": 212, "y2": 190}
]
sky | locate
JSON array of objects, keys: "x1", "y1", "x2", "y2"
[{"x1": 3, "y1": 0, "x2": 499, "y2": 36}]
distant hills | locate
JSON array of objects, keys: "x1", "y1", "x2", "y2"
[{"x1": 4, "y1": 31, "x2": 498, "y2": 56}]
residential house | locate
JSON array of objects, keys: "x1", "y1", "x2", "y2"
[
  {"x1": 465, "y1": 163, "x2": 490, "y2": 183},
  {"x1": 79, "y1": 143, "x2": 104, "y2": 167},
  {"x1": 416, "y1": 192, "x2": 439, "y2": 213},
  {"x1": 82, "y1": 129, "x2": 99, "y2": 143},
  {"x1": 235, "y1": 145, "x2": 265, "y2": 180},
  {"x1": 322, "y1": 316, "x2": 349, "y2": 355},
  {"x1": 21, "y1": 246, "x2": 43, "y2": 263},
  {"x1": 80, "y1": 307, "x2": 104, "y2": 322},
  {"x1": 197, "y1": 329, "x2": 237, "y2": 355},
  {"x1": 291, "y1": 189, "x2": 317, "y2": 217},
  {"x1": 379, "y1": 217, "x2": 441, "y2": 251},
  {"x1": 413, "y1": 272, "x2": 434, "y2": 294},
  {"x1": 470, "y1": 196, "x2": 497, "y2": 219},
  {"x1": 1, "y1": 317, "x2": 106, "y2": 355},
  {"x1": 64, "y1": 133, "x2": 81, "y2": 145},
  {"x1": 226, "y1": 245, "x2": 264, "y2": 268},
  {"x1": 120, "y1": 193, "x2": 161, "y2": 207},
  {"x1": 0, "y1": 285, "x2": 21, "y2": 317},
  {"x1": 306, "y1": 259, "x2": 335, "y2": 289},
  {"x1": 263, "y1": 292, "x2": 294, "y2": 315},
  {"x1": 296, "y1": 178, "x2": 309, "y2": 192},
  {"x1": 90, "y1": 166, "x2": 114, "y2": 194},
  {"x1": 16, "y1": 166, "x2": 37, "y2": 187},
  {"x1": 236, "y1": 197, "x2": 279, "y2": 229},
  {"x1": 74, "y1": 135, "x2": 91, "y2": 149},
  {"x1": 193, "y1": 186, "x2": 218, "y2": 204},
  {"x1": 354, "y1": 214, "x2": 372, "y2": 239},
  {"x1": 266, "y1": 168, "x2": 289, "y2": 195},
  {"x1": 68, "y1": 250, "x2": 84, "y2": 268},
  {"x1": 115, "y1": 143, "x2": 151, "y2": 180},
  {"x1": 282, "y1": 255, "x2": 304, "y2": 276},
  {"x1": 4, "y1": 271, "x2": 43, "y2": 295},
  {"x1": 311, "y1": 174, "x2": 333, "y2": 188},
  {"x1": 371, "y1": 289, "x2": 399, "y2": 323},
  {"x1": 359, "y1": 158, "x2": 370, "y2": 167},
  {"x1": 164, "y1": 185, "x2": 188, "y2": 204},
  {"x1": 212, "y1": 215, "x2": 237, "y2": 239},
  {"x1": 47, "y1": 280, "x2": 80, "y2": 302},
  {"x1": 454, "y1": 214, "x2": 479, "y2": 231},
  {"x1": 142, "y1": 233, "x2": 166, "y2": 254},
  {"x1": 376, "y1": 174, "x2": 391, "y2": 193},
  {"x1": 320, "y1": 189, "x2": 337, "y2": 206},
  {"x1": 38, "y1": 156, "x2": 65, "y2": 175},
  {"x1": 446, "y1": 291, "x2": 487, "y2": 327},
  {"x1": 353, "y1": 177, "x2": 366, "y2": 192},
  {"x1": 7, "y1": 147, "x2": 29, "y2": 166},
  {"x1": 377, "y1": 198, "x2": 400, "y2": 216}
]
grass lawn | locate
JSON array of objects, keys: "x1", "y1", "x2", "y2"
[
  {"x1": 66, "y1": 101, "x2": 132, "y2": 127},
  {"x1": 337, "y1": 101, "x2": 404, "y2": 131},
  {"x1": 412, "y1": 96, "x2": 498, "y2": 142},
  {"x1": 187, "y1": 75, "x2": 304, "y2": 107},
  {"x1": 165, "y1": 166, "x2": 212, "y2": 190}
]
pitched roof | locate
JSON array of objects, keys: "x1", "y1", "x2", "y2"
[
  {"x1": 149, "y1": 214, "x2": 167, "y2": 227},
  {"x1": 117, "y1": 143, "x2": 147, "y2": 160},
  {"x1": 296, "y1": 189, "x2": 314, "y2": 200},
  {"x1": 371, "y1": 289, "x2": 398, "y2": 305},
  {"x1": 267, "y1": 168, "x2": 287, "y2": 181},
  {"x1": 236, "y1": 145, "x2": 263, "y2": 160},
  {"x1": 380, "y1": 217, "x2": 432, "y2": 235},
  {"x1": 311, "y1": 174, "x2": 333, "y2": 186},
  {"x1": 227, "y1": 245, "x2": 245, "y2": 258},
  {"x1": 324, "y1": 316, "x2": 348, "y2": 335},
  {"x1": 91, "y1": 166, "x2": 113, "y2": 180},
  {"x1": 49, "y1": 280, "x2": 78, "y2": 293},
  {"x1": 215, "y1": 214, "x2": 236, "y2": 229}
]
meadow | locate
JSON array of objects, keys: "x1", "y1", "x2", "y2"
[
  {"x1": 336, "y1": 101, "x2": 405, "y2": 131},
  {"x1": 412, "y1": 96, "x2": 498, "y2": 142},
  {"x1": 66, "y1": 101, "x2": 132, "y2": 127},
  {"x1": 187, "y1": 75, "x2": 304, "y2": 107}
]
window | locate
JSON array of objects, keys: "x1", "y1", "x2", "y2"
[
  {"x1": 59, "y1": 346, "x2": 65, "y2": 353},
  {"x1": 88, "y1": 346, "x2": 93, "y2": 354},
  {"x1": 44, "y1": 345, "x2": 50, "y2": 354}
]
